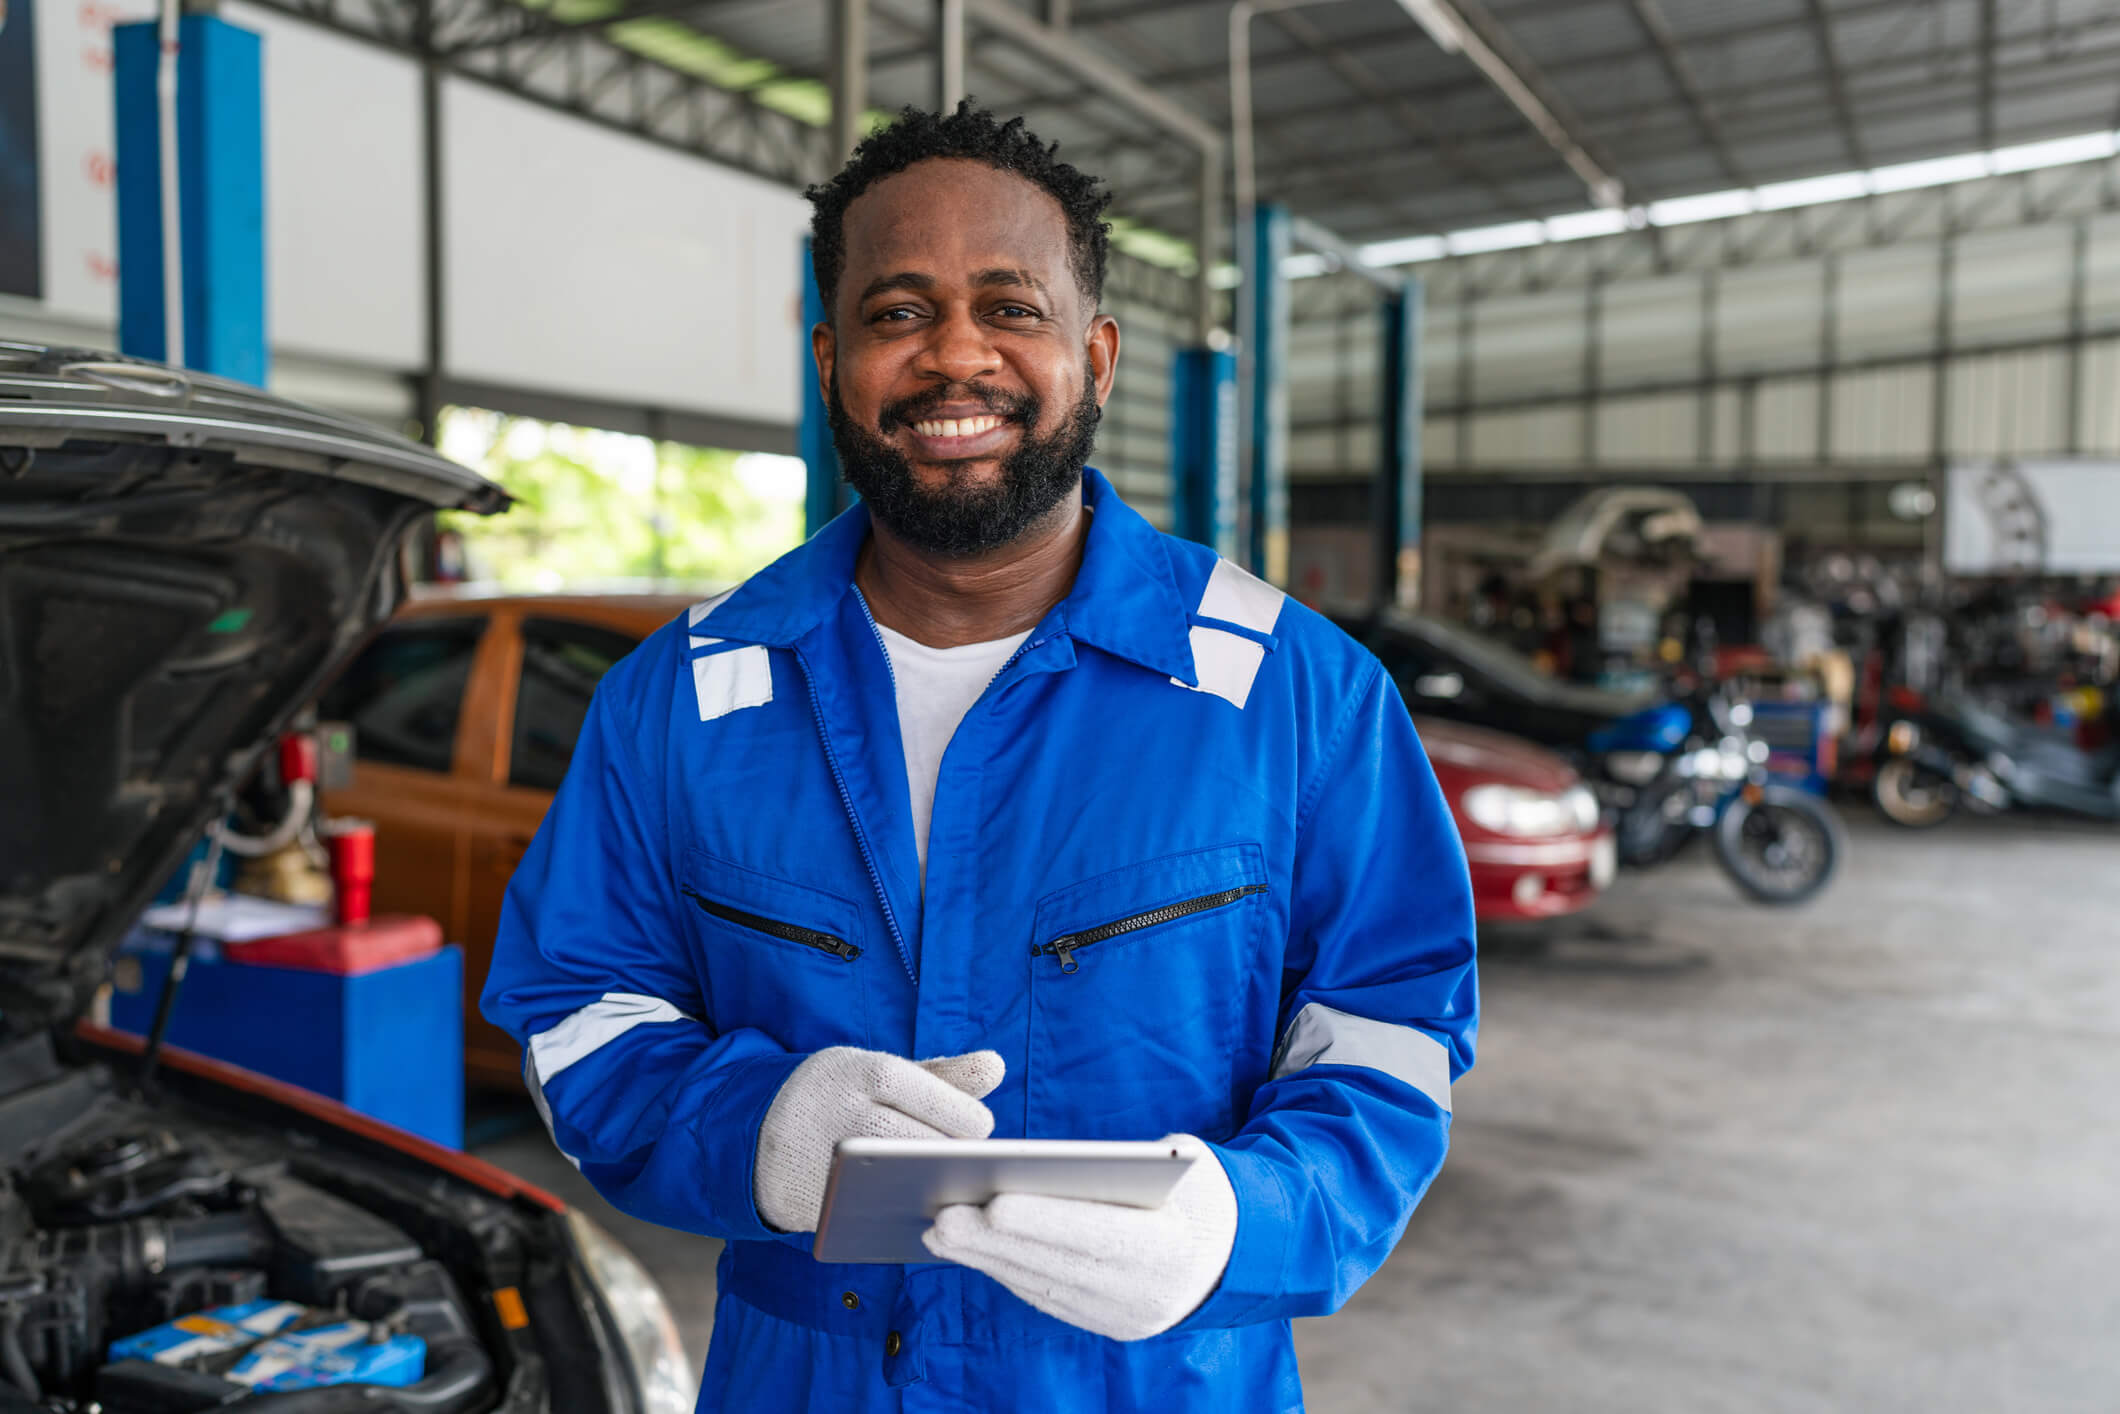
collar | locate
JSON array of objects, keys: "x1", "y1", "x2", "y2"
[{"x1": 701, "y1": 467, "x2": 1199, "y2": 686}]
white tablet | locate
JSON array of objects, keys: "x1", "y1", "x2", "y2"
[{"x1": 813, "y1": 1137, "x2": 1198, "y2": 1265}]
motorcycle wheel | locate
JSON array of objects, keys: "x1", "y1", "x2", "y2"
[
  {"x1": 1872, "y1": 757, "x2": 1957, "y2": 829},
  {"x1": 1713, "y1": 785, "x2": 1845, "y2": 906}
]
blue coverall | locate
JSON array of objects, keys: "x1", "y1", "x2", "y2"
[{"x1": 482, "y1": 468, "x2": 1478, "y2": 1412}]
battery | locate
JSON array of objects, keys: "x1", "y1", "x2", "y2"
[
  {"x1": 226, "y1": 1323, "x2": 426, "y2": 1391},
  {"x1": 106, "y1": 1300, "x2": 307, "y2": 1367}
]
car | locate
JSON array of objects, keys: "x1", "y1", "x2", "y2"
[
  {"x1": 0, "y1": 343, "x2": 694, "y2": 1413},
  {"x1": 314, "y1": 593, "x2": 693, "y2": 1090},
  {"x1": 1414, "y1": 717, "x2": 1616, "y2": 920},
  {"x1": 1336, "y1": 609, "x2": 1651, "y2": 747}
]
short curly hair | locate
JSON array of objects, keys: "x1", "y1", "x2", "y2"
[{"x1": 806, "y1": 101, "x2": 1113, "y2": 321}]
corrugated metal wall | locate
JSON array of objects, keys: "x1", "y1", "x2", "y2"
[
  {"x1": 1288, "y1": 159, "x2": 2120, "y2": 483},
  {"x1": 1094, "y1": 251, "x2": 1196, "y2": 530}
]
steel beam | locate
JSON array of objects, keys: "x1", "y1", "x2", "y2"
[
  {"x1": 1625, "y1": 0, "x2": 1745, "y2": 187},
  {"x1": 1801, "y1": 0, "x2": 1867, "y2": 169},
  {"x1": 1979, "y1": 0, "x2": 1998, "y2": 154},
  {"x1": 936, "y1": 0, "x2": 966, "y2": 111},
  {"x1": 963, "y1": 0, "x2": 1221, "y2": 151},
  {"x1": 1248, "y1": 203, "x2": 1293, "y2": 585},
  {"x1": 832, "y1": 0, "x2": 868, "y2": 162},
  {"x1": 2066, "y1": 217, "x2": 2089, "y2": 455},
  {"x1": 1376, "y1": 278, "x2": 1424, "y2": 610}
]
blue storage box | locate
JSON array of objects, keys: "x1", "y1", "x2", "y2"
[{"x1": 109, "y1": 932, "x2": 463, "y2": 1149}]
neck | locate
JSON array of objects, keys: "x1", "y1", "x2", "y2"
[{"x1": 856, "y1": 488, "x2": 1088, "y2": 647}]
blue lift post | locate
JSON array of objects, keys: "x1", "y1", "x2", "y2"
[
  {"x1": 113, "y1": 16, "x2": 267, "y2": 384},
  {"x1": 1378, "y1": 275, "x2": 1426, "y2": 610},
  {"x1": 1170, "y1": 348, "x2": 1238, "y2": 557},
  {"x1": 800, "y1": 238, "x2": 845, "y2": 538},
  {"x1": 1247, "y1": 203, "x2": 1292, "y2": 585}
]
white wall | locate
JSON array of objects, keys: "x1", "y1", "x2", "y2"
[
  {"x1": 442, "y1": 79, "x2": 807, "y2": 428},
  {"x1": 6, "y1": 0, "x2": 806, "y2": 436}
]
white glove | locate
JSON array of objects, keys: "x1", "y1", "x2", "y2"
[
  {"x1": 920, "y1": 1134, "x2": 1238, "y2": 1341},
  {"x1": 754, "y1": 1046, "x2": 1004, "y2": 1233}
]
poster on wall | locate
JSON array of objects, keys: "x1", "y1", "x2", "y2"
[
  {"x1": 1945, "y1": 459, "x2": 2120, "y2": 575},
  {"x1": 0, "y1": 0, "x2": 41, "y2": 299}
]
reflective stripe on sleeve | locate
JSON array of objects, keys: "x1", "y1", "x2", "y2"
[
  {"x1": 522, "y1": 1051, "x2": 583, "y2": 1171},
  {"x1": 526, "y1": 991, "x2": 692, "y2": 1082},
  {"x1": 1270, "y1": 1001, "x2": 1453, "y2": 1113}
]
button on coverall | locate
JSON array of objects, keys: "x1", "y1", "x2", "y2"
[{"x1": 482, "y1": 468, "x2": 1478, "y2": 1412}]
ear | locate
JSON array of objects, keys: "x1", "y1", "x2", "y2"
[
  {"x1": 1086, "y1": 313, "x2": 1120, "y2": 407},
  {"x1": 811, "y1": 322, "x2": 836, "y2": 408}
]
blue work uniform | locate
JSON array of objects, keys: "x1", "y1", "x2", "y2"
[{"x1": 482, "y1": 468, "x2": 1477, "y2": 1413}]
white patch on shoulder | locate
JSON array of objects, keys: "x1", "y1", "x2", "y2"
[
  {"x1": 692, "y1": 645, "x2": 773, "y2": 722},
  {"x1": 1171, "y1": 559, "x2": 1286, "y2": 709}
]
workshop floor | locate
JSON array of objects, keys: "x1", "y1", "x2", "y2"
[{"x1": 475, "y1": 813, "x2": 2120, "y2": 1412}]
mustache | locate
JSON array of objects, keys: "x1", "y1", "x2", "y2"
[{"x1": 880, "y1": 382, "x2": 1038, "y2": 431}]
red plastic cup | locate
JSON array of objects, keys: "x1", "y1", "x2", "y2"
[{"x1": 323, "y1": 818, "x2": 376, "y2": 927}]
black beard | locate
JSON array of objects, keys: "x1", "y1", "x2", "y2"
[{"x1": 826, "y1": 366, "x2": 1101, "y2": 557}]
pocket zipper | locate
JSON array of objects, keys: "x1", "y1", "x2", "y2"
[
  {"x1": 684, "y1": 889, "x2": 861, "y2": 961},
  {"x1": 1032, "y1": 884, "x2": 1267, "y2": 974}
]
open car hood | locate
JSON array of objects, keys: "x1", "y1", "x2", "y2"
[
  {"x1": 1525, "y1": 486, "x2": 1702, "y2": 580},
  {"x1": 0, "y1": 343, "x2": 507, "y2": 1027}
]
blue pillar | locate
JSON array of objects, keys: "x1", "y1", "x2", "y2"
[
  {"x1": 801, "y1": 238, "x2": 844, "y2": 538},
  {"x1": 114, "y1": 16, "x2": 267, "y2": 383},
  {"x1": 1377, "y1": 276, "x2": 1425, "y2": 611},
  {"x1": 1170, "y1": 347, "x2": 1237, "y2": 557},
  {"x1": 1247, "y1": 204, "x2": 1291, "y2": 584}
]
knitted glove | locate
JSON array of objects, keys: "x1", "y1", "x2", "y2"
[
  {"x1": 754, "y1": 1047, "x2": 1004, "y2": 1234},
  {"x1": 920, "y1": 1134, "x2": 1238, "y2": 1341}
]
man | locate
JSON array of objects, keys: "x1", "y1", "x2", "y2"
[{"x1": 483, "y1": 103, "x2": 1476, "y2": 1413}]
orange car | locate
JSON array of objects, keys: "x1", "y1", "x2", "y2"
[{"x1": 318, "y1": 592, "x2": 693, "y2": 1089}]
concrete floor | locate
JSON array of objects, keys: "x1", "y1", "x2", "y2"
[{"x1": 477, "y1": 814, "x2": 2120, "y2": 1412}]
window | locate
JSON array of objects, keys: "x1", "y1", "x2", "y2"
[
  {"x1": 317, "y1": 619, "x2": 486, "y2": 774},
  {"x1": 508, "y1": 618, "x2": 640, "y2": 792}
]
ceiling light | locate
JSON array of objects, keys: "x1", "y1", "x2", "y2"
[{"x1": 1646, "y1": 188, "x2": 1755, "y2": 226}]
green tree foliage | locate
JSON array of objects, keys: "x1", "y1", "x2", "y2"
[{"x1": 435, "y1": 407, "x2": 804, "y2": 592}]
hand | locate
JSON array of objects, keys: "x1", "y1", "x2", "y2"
[
  {"x1": 920, "y1": 1134, "x2": 1238, "y2": 1341},
  {"x1": 754, "y1": 1046, "x2": 1004, "y2": 1234}
]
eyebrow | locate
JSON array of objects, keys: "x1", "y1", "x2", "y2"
[{"x1": 856, "y1": 268, "x2": 1052, "y2": 304}]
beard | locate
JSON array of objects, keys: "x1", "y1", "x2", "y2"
[{"x1": 827, "y1": 361, "x2": 1101, "y2": 557}]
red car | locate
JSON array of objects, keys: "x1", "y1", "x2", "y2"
[{"x1": 1417, "y1": 717, "x2": 1616, "y2": 920}]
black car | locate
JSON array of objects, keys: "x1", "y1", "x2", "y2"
[
  {"x1": 0, "y1": 344, "x2": 693, "y2": 1414},
  {"x1": 1333, "y1": 610, "x2": 1651, "y2": 748}
]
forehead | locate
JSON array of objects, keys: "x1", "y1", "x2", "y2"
[{"x1": 840, "y1": 159, "x2": 1075, "y2": 290}]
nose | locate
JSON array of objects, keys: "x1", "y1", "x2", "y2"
[{"x1": 916, "y1": 303, "x2": 1002, "y2": 387}]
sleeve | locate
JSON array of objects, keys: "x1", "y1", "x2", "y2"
[
  {"x1": 1180, "y1": 660, "x2": 1478, "y2": 1328},
  {"x1": 479, "y1": 651, "x2": 804, "y2": 1243}
]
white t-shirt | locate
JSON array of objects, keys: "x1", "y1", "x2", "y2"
[{"x1": 873, "y1": 620, "x2": 1033, "y2": 882}]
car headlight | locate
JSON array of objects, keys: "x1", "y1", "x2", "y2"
[
  {"x1": 1463, "y1": 783, "x2": 1599, "y2": 837},
  {"x1": 566, "y1": 1209, "x2": 695, "y2": 1414}
]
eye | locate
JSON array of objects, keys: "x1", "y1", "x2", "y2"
[
  {"x1": 994, "y1": 303, "x2": 1040, "y2": 319},
  {"x1": 872, "y1": 306, "x2": 921, "y2": 324}
]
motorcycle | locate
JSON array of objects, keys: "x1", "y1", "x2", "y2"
[
  {"x1": 1872, "y1": 694, "x2": 2120, "y2": 827},
  {"x1": 1585, "y1": 685, "x2": 1846, "y2": 905}
]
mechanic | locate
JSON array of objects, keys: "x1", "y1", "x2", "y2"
[{"x1": 482, "y1": 103, "x2": 1477, "y2": 1413}]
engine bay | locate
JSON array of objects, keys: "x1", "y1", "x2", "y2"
[{"x1": 0, "y1": 1030, "x2": 593, "y2": 1414}]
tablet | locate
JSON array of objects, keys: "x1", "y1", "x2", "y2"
[{"x1": 813, "y1": 1138, "x2": 1198, "y2": 1265}]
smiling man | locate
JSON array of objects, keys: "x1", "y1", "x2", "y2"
[{"x1": 484, "y1": 104, "x2": 1478, "y2": 1413}]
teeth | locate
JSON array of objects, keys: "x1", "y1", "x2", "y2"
[{"x1": 914, "y1": 415, "x2": 1003, "y2": 438}]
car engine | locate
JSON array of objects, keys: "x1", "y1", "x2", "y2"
[{"x1": 0, "y1": 1031, "x2": 591, "y2": 1414}]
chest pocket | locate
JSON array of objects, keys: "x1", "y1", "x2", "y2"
[
  {"x1": 683, "y1": 847, "x2": 873, "y2": 1050},
  {"x1": 1024, "y1": 842, "x2": 1274, "y2": 1142}
]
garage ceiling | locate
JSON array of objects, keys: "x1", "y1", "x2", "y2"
[{"x1": 256, "y1": 0, "x2": 2120, "y2": 251}]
